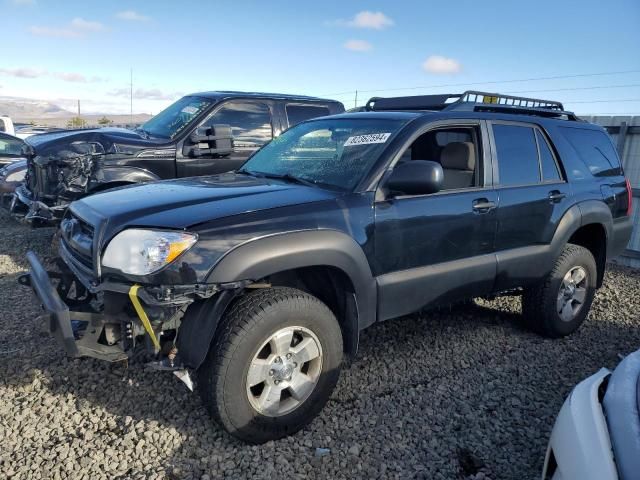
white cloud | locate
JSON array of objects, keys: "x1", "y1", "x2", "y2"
[
  {"x1": 0, "y1": 67, "x2": 104, "y2": 83},
  {"x1": 70, "y1": 17, "x2": 106, "y2": 32},
  {"x1": 422, "y1": 55, "x2": 462, "y2": 74},
  {"x1": 116, "y1": 10, "x2": 150, "y2": 22},
  {"x1": 344, "y1": 39, "x2": 373, "y2": 52},
  {"x1": 29, "y1": 25, "x2": 80, "y2": 38},
  {"x1": 0, "y1": 67, "x2": 46, "y2": 78},
  {"x1": 331, "y1": 11, "x2": 394, "y2": 29},
  {"x1": 29, "y1": 17, "x2": 107, "y2": 38},
  {"x1": 9, "y1": 0, "x2": 36, "y2": 5},
  {"x1": 109, "y1": 88, "x2": 181, "y2": 101}
]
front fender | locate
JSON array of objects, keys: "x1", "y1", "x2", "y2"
[
  {"x1": 206, "y1": 229, "x2": 377, "y2": 329},
  {"x1": 92, "y1": 165, "x2": 160, "y2": 186}
]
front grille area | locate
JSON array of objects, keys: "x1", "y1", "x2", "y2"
[
  {"x1": 26, "y1": 157, "x2": 59, "y2": 198},
  {"x1": 60, "y1": 213, "x2": 95, "y2": 273}
]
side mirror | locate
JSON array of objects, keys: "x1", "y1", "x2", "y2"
[
  {"x1": 185, "y1": 124, "x2": 234, "y2": 158},
  {"x1": 386, "y1": 160, "x2": 443, "y2": 196}
]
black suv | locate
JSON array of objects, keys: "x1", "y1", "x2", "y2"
[
  {"x1": 22, "y1": 91, "x2": 633, "y2": 443},
  {"x1": 8, "y1": 92, "x2": 343, "y2": 223}
]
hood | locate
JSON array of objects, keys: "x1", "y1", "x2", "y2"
[
  {"x1": 26, "y1": 127, "x2": 170, "y2": 156},
  {"x1": 71, "y1": 172, "x2": 343, "y2": 235}
]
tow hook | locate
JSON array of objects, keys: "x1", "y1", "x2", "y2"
[{"x1": 145, "y1": 347, "x2": 194, "y2": 392}]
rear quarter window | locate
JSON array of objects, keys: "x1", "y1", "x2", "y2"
[
  {"x1": 286, "y1": 104, "x2": 331, "y2": 127},
  {"x1": 560, "y1": 127, "x2": 622, "y2": 177}
]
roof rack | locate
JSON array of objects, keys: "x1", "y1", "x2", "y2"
[{"x1": 366, "y1": 90, "x2": 579, "y2": 120}]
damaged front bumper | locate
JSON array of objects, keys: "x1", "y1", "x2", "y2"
[
  {"x1": 21, "y1": 251, "x2": 129, "y2": 362},
  {"x1": 21, "y1": 251, "x2": 240, "y2": 369},
  {"x1": 10, "y1": 184, "x2": 68, "y2": 224}
]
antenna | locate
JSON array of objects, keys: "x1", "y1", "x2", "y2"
[{"x1": 130, "y1": 68, "x2": 133, "y2": 125}]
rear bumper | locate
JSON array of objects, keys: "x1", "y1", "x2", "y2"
[{"x1": 22, "y1": 251, "x2": 129, "y2": 362}]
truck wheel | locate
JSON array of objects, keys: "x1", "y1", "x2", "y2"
[
  {"x1": 522, "y1": 244, "x2": 597, "y2": 338},
  {"x1": 198, "y1": 287, "x2": 343, "y2": 443}
]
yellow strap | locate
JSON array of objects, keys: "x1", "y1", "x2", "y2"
[{"x1": 128, "y1": 284, "x2": 161, "y2": 351}]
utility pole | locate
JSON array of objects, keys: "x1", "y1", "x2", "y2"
[
  {"x1": 354, "y1": 90, "x2": 358, "y2": 109},
  {"x1": 130, "y1": 68, "x2": 133, "y2": 125},
  {"x1": 77, "y1": 99, "x2": 80, "y2": 117}
]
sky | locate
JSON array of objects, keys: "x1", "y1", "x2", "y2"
[{"x1": 1, "y1": 0, "x2": 640, "y2": 116}]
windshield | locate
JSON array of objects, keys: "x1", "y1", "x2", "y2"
[
  {"x1": 240, "y1": 118, "x2": 407, "y2": 191},
  {"x1": 140, "y1": 96, "x2": 212, "y2": 139}
]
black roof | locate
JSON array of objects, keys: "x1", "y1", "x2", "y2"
[{"x1": 190, "y1": 91, "x2": 341, "y2": 103}]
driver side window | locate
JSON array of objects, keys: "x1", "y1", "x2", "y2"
[
  {"x1": 203, "y1": 102, "x2": 273, "y2": 152},
  {"x1": 397, "y1": 126, "x2": 482, "y2": 190}
]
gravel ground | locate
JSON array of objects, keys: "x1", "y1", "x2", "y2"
[{"x1": 1, "y1": 209, "x2": 639, "y2": 480}]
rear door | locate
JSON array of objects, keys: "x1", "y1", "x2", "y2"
[
  {"x1": 177, "y1": 101, "x2": 274, "y2": 177},
  {"x1": 490, "y1": 121, "x2": 571, "y2": 291}
]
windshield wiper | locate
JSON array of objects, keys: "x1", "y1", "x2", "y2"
[
  {"x1": 240, "y1": 170, "x2": 346, "y2": 191},
  {"x1": 242, "y1": 171, "x2": 317, "y2": 188}
]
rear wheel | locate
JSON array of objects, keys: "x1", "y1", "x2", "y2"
[
  {"x1": 198, "y1": 287, "x2": 343, "y2": 443},
  {"x1": 522, "y1": 244, "x2": 597, "y2": 337}
]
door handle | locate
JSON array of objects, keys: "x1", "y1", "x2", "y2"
[
  {"x1": 548, "y1": 190, "x2": 566, "y2": 203},
  {"x1": 472, "y1": 198, "x2": 496, "y2": 213}
]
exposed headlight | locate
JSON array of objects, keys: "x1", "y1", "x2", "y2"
[
  {"x1": 102, "y1": 229, "x2": 197, "y2": 275},
  {"x1": 4, "y1": 166, "x2": 27, "y2": 183}
]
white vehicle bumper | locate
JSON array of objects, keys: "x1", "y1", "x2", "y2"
[{"x1": 541, "y1": 368, "x2": 618, "y2": 480}]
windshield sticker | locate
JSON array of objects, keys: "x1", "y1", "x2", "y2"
[
  {"x1": 344, "y1": 133, "x2": 392, "y2": 146},
  {"x1": 181, "y1": 106, "x2": 199, "y2": 115}
]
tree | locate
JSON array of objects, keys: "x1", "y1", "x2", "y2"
[
  {"x1": 97, "y1": 116, "x2": 112, "y2": 126},
  {"x1": 67, "y1": 117, "x2": 87, "y2": 128}
]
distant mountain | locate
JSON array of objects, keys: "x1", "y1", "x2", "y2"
[
  {"x1": 0, "y1": 96, "x2": 153, "y2": 127},
  {"x1": 0, "y1": 96, "x2": 73, "y2": 120}
]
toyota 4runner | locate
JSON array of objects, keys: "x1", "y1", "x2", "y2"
[{"x1": 22, "y1": 91, "x2": 634, "y2": 443}]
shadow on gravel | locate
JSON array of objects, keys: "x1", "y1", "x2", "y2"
[{"x1": 5, "y1": 290, "x2": 638, "y2": 480}]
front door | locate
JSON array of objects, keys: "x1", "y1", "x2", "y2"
[
  {"x1": 374, "y1": 121, "x2": 498, "y2": 320},
  {"x1": 177, "y1": 101, "x2": 274, "y2": 177}
]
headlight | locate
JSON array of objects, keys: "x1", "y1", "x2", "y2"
[
  {"x1": 4, "y1": 167, "x2": 26, "y2": 183},
  {"x1": 102, "y1": 229, "x2": 197, "y2": 275}
]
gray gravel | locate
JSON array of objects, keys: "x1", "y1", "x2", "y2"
[{"x1": 1, "y1": 208, "x2": 639, "y2": 480}]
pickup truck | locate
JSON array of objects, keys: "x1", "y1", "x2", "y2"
[{"x1": 7, "y1": 92, "x2": 344, "y2": 223}]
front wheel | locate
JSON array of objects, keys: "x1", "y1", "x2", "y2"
[
  {"x1": 522, "y1": 244, "x2": 597, "y2": 338},
  {"x1": 198, "y1": 287, "x2": 343, "y2": 443}
]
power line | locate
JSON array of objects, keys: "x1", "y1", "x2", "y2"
[
  {"x1": 566, "y1": 98, "x2": 640, "y2": 104},
  {"x1": 329, "y1": 83, "x2": 640, "y2": 99},
  {"x1": 319, "y1": 69, "x2": 640, "y2": 97},
  {"x1": 502, "y1": 84, "x2": 640, "y2": 94}
]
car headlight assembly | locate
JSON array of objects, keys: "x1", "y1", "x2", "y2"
[
  {"x1": 4, "y1": 166, "x2": 27, "y2": 183},
  {"x1": 102, "y1": 229, "x2": 197, "y2": 275}
]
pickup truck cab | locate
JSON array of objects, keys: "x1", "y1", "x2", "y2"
[
  {"x1": 23, "y1": 91, "x2": 633, "y2": 443},
  {"x1": 8, "y1": 92, "x2": 344, "y2": 223}
]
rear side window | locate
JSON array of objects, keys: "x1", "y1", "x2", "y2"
[
  {"x1": 536, "y1": 130, "x2": 561, "y2": 181},
  {"x1": 286, "y1": 104, "x2": 330, "y2": 127},
  {"x1": 0, "y1": 119, "x2": 5, "y2": 132},
  {"x1": 493, "y1": 124, "x2": 540, "y2": 186},
  {"x1": 561, "y1": 127, "x2": 622, "y2": 177},
  {"x1": 205, "y1": 102, "x2": 272, "y2": 149}
]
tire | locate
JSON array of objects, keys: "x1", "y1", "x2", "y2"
[
  {"x1": 198, "y1": 287, "x2": 343, "y2": 443},
  {"x1": 522, "y1": 243, "x2": 597, "y2": 338}
]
